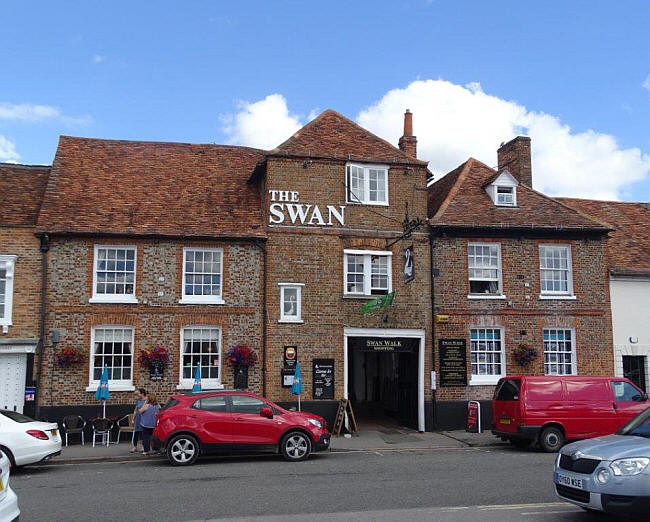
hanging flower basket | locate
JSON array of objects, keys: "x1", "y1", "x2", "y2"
[
  {"x1": 138, "y1": 346, "x2": 171, "y2": 368},
  {"x1": 227, "y1": 345, "x2": 258, "y2": 389},
  {"x1": 55, "y1": 347, "x2": 83, "y2": 367},
  {"x1": 513, "y1": 343, "x2": 538, "y2": 367}
]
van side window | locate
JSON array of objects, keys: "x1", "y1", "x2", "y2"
[
  {"x1": 495, "y1": 379, "x2": 520, "y2": 401},
  {"x1": 612, "y1": 381, "x2": 644, "y2": 402}
]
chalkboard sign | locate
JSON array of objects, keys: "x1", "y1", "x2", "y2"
[
  {"x1": 312, "y1": 359, "x2": 334, "y2": 399},
  {"x1": 149, "y1": 363, "x2": 164, "y2": 381},
  {"x1": 439, "y1": 339, "x2": 467, "y2": 387}
]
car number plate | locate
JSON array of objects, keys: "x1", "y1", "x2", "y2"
[
  {"x1": 556, "y1": 473, "x2": 583, "y2": 489},
  {"x1": 51, "y1": 429, "x2": 58, "y2": 437},
  {"x1": 0, "y1": 478, "x2": 3, "y2": 492},
  {"x1": 500, "y1": 418, "x2": 511, "y2": 425}
]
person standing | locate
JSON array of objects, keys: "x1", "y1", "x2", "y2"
[
  {"x1": 139, "y1": 392, "x2": 161, "y2": 455},
  {"x1": 130, "y1": 388, "x2": 147, "y2": 453}
]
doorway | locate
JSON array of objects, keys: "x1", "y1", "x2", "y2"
[
  {"x1": 623, "y1": 355, "x2": 647, "y2": 392},
  {"x1": 346, "y1": 334, "x2": 421, "y2": 430},
  {"x1": 0, "y1": 353, "x2": 27, "y2": 412}
]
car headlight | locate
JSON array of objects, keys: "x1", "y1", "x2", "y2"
[
  {"x1": 610, "y1": 458, "x2": 650, "y2": 476},
  {"x1": 596, "y1": 468, "x2": 611, "y2": 484},
  {"x1": 308, "y1": 419, "x2": 322, "y2": 428}
]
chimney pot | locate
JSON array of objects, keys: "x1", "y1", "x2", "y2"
[{"x1": 399, "y1": 110, "x2": 417, "y2": 158}]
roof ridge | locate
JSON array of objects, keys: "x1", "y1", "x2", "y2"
[
  {"x1": 0, "y1": 162, "x2": 51, "y2": 170},
  {"x1": 431, "y1": 158, "x2": 476, "y2": 221}
]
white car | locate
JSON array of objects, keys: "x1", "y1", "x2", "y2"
[
  {"x1": 0, "y1": 410, "x2": 61, "y2": 467},
  {"x1": 0, "y1": 450, "x2": 19, "y2": 522}
]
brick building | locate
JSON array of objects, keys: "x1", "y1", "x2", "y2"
[
  {"x1": 558, "y1": 198, "x2": 650, "y2": 392},
  {"x1": 0, "y1": 163, "x2": 50, "y2": 416},
  {"x1": 35, "y1": 138, "x2": 267, "y2": 420},
  {"x1": 428, "y1": 138, "x2": 614, "y2": 429}
]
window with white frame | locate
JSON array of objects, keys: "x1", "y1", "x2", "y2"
[
  {"x1": 470, "y1": 328, "x2": 505, "y2": 383},
  {"x1": 90, "y1": 326, "x2": 134, "y2": 388},
  {"x1": 344, "y1": 250, "x2": 392, "y2": 296},
  {"x1": 468, "y1": 243, "x2": 502, "y2": 295},
  {"x1": 539, "y1": 245, "x2": 573, "y2": 295},
  {"x1": 0, "y1": 255, "x2": 16, "y2": 327},
  {"x1": 279, "y1": 283, "x2": 303, "y2": 322},
  {"x1": 91, "y1": 246, "x2": 137, "y2": 302},
  {"x1": 543, "y1": 328, "x2": 576, "y2": 375},
  {"x1": 496, "y1": 186, "x2": 515, "y2": 206},
  {"x1": 346, "y1": 163, "x2": 388, "y2": 205},
  {"x1": 180, "y1": 326, "x2": 221, "y2": 388},
  {"x1": 181, "y1": 248, "x2": 224, "y2": 304}
]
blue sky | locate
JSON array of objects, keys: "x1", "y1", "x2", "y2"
[{"x1": 2, "y1": 1, "x2": 649, "y2": 200}]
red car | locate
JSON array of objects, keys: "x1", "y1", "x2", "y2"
[
  {"x1": 492, "y1": 376, "x2": 649, "y2": 452},
  {"x1": 152, "y1": 390, "x2": 331, "y2": 465}
]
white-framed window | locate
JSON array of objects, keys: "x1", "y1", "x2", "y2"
[
  {"x1": 468, "y1": 243, "x2": 503, "y2": 296},
  {"x1": 539, "y1": 245, "x2": 573, "y2": 296},
  {"x1": 279, "y1": 283, "x2": 303, "y2": 323},
  {"x1": 344, "y1": 249, "x2": 392, "y2": 296},
  {"x1": 496, "y1": 186, "x2": 515, "y2": 206},
  {"x1": 90, "y1": 246, "x2": 138, "y2": 303},
  {"x1": 88, "y1": 326, "x2": 134, "y2": 390},
  {"x1": 543, "y1": 328, "x2": 576, "y2": 375},
  {"x1": 180, "y1": 247, "x2": 224, "y2": 304},
  {"x1": 0, "y1": 255, "x2": 17, "y2": 329},
  {"x1": 470, "y1": 328, "x2": 505, "y2": 384},
  {"x1": 179, "y1": 326, "x2": 222, "y2": 389},
  {"x1": 346, "y1": 163, "x2": 389, "y2": 205}
]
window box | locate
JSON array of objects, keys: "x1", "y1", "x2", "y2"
[
  {"x1": 343, "y1": 249, "x2": 392, "y2": 297},
  {"x1": 346, "y1": 163, "x2": 389, "y2": 206}
]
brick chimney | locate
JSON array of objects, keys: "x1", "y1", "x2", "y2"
[
  {"x1": 398, "y1": 109, "x2": 417, "y2": 158},
  {"x1": 497, "y1": 136, "x2": 532, "y2": 187}
]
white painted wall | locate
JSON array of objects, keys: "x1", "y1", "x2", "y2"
[{"x1": 610, "y1": 276, "x2": 650, "y2": 389}]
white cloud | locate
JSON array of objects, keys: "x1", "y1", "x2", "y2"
[
  {"x1": 0, "y1": 135, "x2": 20, "y2": 162},
  {"x1": 643, "y1": 74, "x2": 650, "y2": 91},
  {"x1": 357, "y1": 79, "x2": 650, "y2": 200},
  {"x1": 92, "y1": 54, "x2": 104, "y2": 63},
  {"x1": 221, "y1": 94, "x2": 302, "y2": 150},
  {"x1": 0, "y1": 102, "x2": 91, "y2": 126}
]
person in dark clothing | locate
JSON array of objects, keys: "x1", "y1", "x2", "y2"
[{"x1": 139, "y1": 392, "x2": 161, "y2": 455}]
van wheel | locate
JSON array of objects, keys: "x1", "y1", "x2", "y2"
[
  {"x1": 167, "y1": 434, "x2": 199, "y2": 466},
  {"x1": 539, "y1": 426, "x2": 564, "y2": 452},
  {"x1": 281, "y1": 431, "x2": 311, "y2": 462}
]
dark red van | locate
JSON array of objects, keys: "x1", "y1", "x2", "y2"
[{"x1": 492, "y1": 376, "x2": 648, "y2": 452}]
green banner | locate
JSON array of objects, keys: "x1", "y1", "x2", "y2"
[{"x1": 360, "y1": 291, "x2": 395, "y2": 315}]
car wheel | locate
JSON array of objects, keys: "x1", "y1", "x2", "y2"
[
  {"x1": 167, "y1": 435, "x2": 199, "y2": 466},
  {"x1": 0, "y1": 446, "x2": 16, "y2": 468},
  {"x1": 281, "y1": 431, "x2": 311, "y2": 462},
  {"x1": 539, "y1": 426, "x2": 564, "y2": 452}
]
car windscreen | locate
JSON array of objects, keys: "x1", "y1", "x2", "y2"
[
  {"x1": 1, "y1": 410, "x2": 35, "y2": 423},
  {"x1": 494, "y1": 379, "x2": 520, "y2": 401},
  {"x1": 618, "y1": 407, "x2": 650, "y2": 438}
]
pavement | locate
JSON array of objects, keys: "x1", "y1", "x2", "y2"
[{"x1": 46, "y1": 427, "x2": 506, "y2": 464}]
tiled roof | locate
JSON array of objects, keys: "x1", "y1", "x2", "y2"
[
  {"x1": 37, "y1": 136, "x2": 266, "y2": 238},
  {"x1": 0, "y1": 163, "x2": 51, "y2": 226},
  {"x1": 428, "y1": 158, "x2": 609, "y2": 232},
  {"x1": 270, "y1": 109, "x2": 428, "y2": 166},
  {"x1": 558, "y1": 198, "x2": 650, "y2": 275}
]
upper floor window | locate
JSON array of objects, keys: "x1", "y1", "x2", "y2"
[
  {"x1": 468, "y1": 243, "x2": 503, "y2": 296},
  {"x1": 496, "y1": 186, "x2": 515, "y2": 206},
  {"x1": 539, "y1": 245, "x2": 573, "y2": 296},
  {"x1": 180, "y1": 248, "x2": 224, "y2": 304},
  {"x1": 89, "y1": 325, "x2": 134, "y2": 390},
  {"x1": 0, "y1": 255, "x2": 17, "y2": 329},
  {"x1": 90, "y1": 246, "x2": 137, "y2": 303},
  {"x1": 344, "y1": 249, "x2": 392, "y2": 296},
  {"x1": 279, "y1": 283, "x2": 303, "y2": 323},
  {"x1": 346, "y1": 163, "x2": 388, "y2": 206}
]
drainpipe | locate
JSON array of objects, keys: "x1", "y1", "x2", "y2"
[
  {"x1": 256, "y1": 239, "x2": 268, "y2": 397},
  {"x1": 429, "y1": 231, "x2": 437, "y2": 430},
  {"x1": 34, "y1": 233, "x2": 49, "y2": 420}
]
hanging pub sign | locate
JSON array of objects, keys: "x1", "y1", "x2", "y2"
[
  {"x1": 404, "y1": 245, "x2": 414, "y2": 283},
  {"x1": 149, "y1": 363, "x2": 164, "y2": 381},
  {"x1": 283, "y1": 345, "x2": 298, "y2": 369},
  {"x1": 439, "y1": 339, "x2": 468, "y2": 387},
  {"x1": 312, "y1": 359, "x2": 334, "y2": 399}
]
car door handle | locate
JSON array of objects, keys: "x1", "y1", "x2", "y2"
[{"x1": 613, "y1": 402, "x2": 618, "y2": 410}]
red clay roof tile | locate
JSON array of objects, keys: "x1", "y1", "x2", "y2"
[{"x1": 0, "y1": 163, "x2": 50, "y2": 226}]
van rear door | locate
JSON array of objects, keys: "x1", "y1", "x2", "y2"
[{"x1": 493, "y1": 378, "x2": 521, "y2": 434}]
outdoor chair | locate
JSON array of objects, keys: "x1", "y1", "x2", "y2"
[
  {"x1": 91, "y1": 418, "x2": 114, "y2": 447},
  {"x1": 62, "y1": 415, "x2": 86, "y2": 446},
  {"x1": 116, "y1": 414, "x2": 135, "y2": 444}
]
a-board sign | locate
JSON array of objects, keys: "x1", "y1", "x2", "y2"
[
  {"x1": 439, "y1": 339, "x2": 467, "y2": 387},
  {"x1": 332, "y1": 398, "x2": 358, "y2": 436},
  {"x1": 312, "y1": 359, "x2": 334, "y2": 399},
  {"x1": 283, "y1": 345, "x2": 298, "y2": 369}
]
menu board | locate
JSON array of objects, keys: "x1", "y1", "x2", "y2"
[
  {"x1": 439, "y1": 339, "x2": 467, "y2": 387},
  {"x1": 312, "y1": 359, "x2": 334, "y2": 399}
]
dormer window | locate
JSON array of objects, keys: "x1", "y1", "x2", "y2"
[
  {"x1": 496, "y1": 186, "x2": 515, "y2": 206},
  {"x1": 485, "y1": 169, "x2": 518, "y2": 207}
]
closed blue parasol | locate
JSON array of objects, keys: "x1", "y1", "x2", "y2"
[
  {"x1": 94, "y1": 365, "x2": 110, "y2": 418},
  {"x1": 192, "y1": 363, "x2": 202, "y2": 392},
  {"x1": 291, "y1": 361, "x2": 302, "y2": 411}
]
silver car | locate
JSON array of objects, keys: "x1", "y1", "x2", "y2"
[{"x1": 554, "y1": 407, "x2": 650, "y2": 518}]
